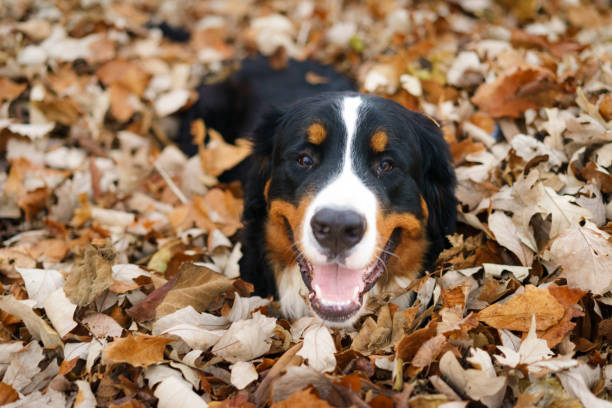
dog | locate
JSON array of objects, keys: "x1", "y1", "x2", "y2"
[{"x1": 180, "y1": 57, "x2": 457, "y2": 326}]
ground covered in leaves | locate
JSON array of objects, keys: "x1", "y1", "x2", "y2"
[{"x1": 1, "y1": 0, "x2": 611, "y2": 407}]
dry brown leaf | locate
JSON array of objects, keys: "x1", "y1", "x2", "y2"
[
  {"x1": 109, "y1": 84, "x2": 135, "y2": 122},
  {"x1": 155, "y1": 263, "x2": 234, "y2": 319},
  {"x1": 478, "y1": 285, "x2": 565, "y2": 332},
  {"x1": 95, "y1": 60, "x2": 150, "y2": 96},
  {"x1": 64, "y1": 245, "x2": 115, "y2": 307},
  {"x1": 0, "y1": 382, "x2": 19, "y2": 405},
  {"x1": 199, "y1": 128, "x2": 252, "y2": 177},
  {"x1": 472, "y1": 66, "x2": 556, "y2": 118},
  {"x1": 0, "y1": 78, "x2": 26, "y2": 102},
  {"x1": 103, "y1": 334, "x2": 173, "y2": 367},
  {"x1": 548, "y1": 223, "x2": 612, "y2": 295},
  {"x1": 396, "y1": 321, "x2": 437, "y2": 361},
  {"x1": 271, "y1": 388, "x2": 332, "y2": 408}
]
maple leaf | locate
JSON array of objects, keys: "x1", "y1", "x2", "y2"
[
  {"x1": 548, "y1": 222, "x2": 612, "y2": 295},
  {"x1": 472, "y1": 66, "x2": 560, "y2": 118},
  {"x1": 496, "y1": 316, "x2": 577, "y2": 377},
  {"x1": 478, "y1": 285, "x2": 565, "y2": 332}
]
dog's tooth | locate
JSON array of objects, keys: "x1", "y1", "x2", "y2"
[{"x1": 352, "y1": 286, "x2": 359, "y2": 299}]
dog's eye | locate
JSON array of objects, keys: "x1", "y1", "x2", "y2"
[
  {"x1": 297, "y1": 153, "x2": 314, "y2": 168},
  {"x1": 375, "y1": 159, "x2": 393, "y2": 175}
]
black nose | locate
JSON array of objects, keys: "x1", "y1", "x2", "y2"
[{"x1": 310, "y1": 208, "x2": 366, "y2": 255}]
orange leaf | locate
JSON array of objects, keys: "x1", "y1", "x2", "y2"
[
  {"x1": 103, "y1": 334, "x2": 173, "y2": 367},
  {"x1": 472, "y1": 66, "x2": 554, "y2": 118},
  {"x1": 478, "y1": 285, "x2": 565, "y2": 332},
  {"x1": 271, "y1": 388, "x2": 331, "y2": 408},
  {"x1": 0, "y1": 78, "x2": 26, "y2": 102},
  {"x1": 0, "y1": 382, "x2": 19, "y2": 405}
]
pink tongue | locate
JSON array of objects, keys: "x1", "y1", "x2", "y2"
[{"x1": 311, "y1": 264, "x2": 367, "y2": 303}]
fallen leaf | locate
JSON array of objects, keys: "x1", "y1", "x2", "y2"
[
  {"x1": 0, "y1": 296, "x2": 62, "y2": 347},
  {"x1": 154, "y1": 376, "x2": 208, "y2": 408},
  {"x1": 472, "y1": 66, "x2": 559, "y2": 118},
  {"x1": 0, "y1": 78, "x2": 26, "y2": 102},
  {"x1": 439, "y1": 350, "x2": 506, "y2": 408},
  {"x1": 297, "y1": 324, "x2": 336, "y2": 373},
  {"x1": 74, "y1": 380, "x2": 96, "y2": 408},
  {"x1": 2, "y1": 341, "x2": 44, "y2": 392},
  {"x1": 43, "y1": 289, "x2": 77, "y2": 337},
  {"x1": 199, "y1": 126, "x2": 252, "y2": 177},
  {"x1": 103, "y1": 334, "x2": 173, "y2": 367},
  {"x1": 81, "y1": 313, "x2": 124, "y2": 338},
  {"x1": 548, "y1": 222, "x2": 612, "y2": 295},
  {"x1": 16, "y1": 267, "x2": 64, "y2": 308},
  {"x1": 230, "y1": 361, "x2": 258, "y2": 390},
  {"x1": 64, "y1": 245, "x2": 115, "y2": 307},
  {"x1": 0, "y1": 382, "x2": 19, "y2": 405},
  {"x1": 478, "y1": 285, "x2": 565, "y2": 332},
  {"x1": 557, "y1": 364, "x2": 612, "y2": 408},
  {"x1": 212, "y1": 312, "x2": 277, "y2": 363},
  {"x1": 152, "y1": 306, "x2": 226, "y2": 350},
  {"x1": 155, "y1": 263, "x2": 234, "y2": 319},
  {"x1": 271, "y1": 387, "x2": 332, "y2": 408}
]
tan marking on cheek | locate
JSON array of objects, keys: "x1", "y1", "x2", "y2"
[
  {"x1": 264, "y1": 179, "x2": 271, "y2": 202},
  {"x1": 420, "y1": 196, "x2": 429, "y2": 220},
  {"x1": 307, "y1": 123, "x2": 326, "y2": 145},
  {"x1": 370, "y1": 130, "x2": 388, "y2": 152},
  {"x1": 265, "y1": 197, "x2": 312, "y2": 268},
  {"x1": 374, "y1": 209, "x2": 428, "y2": 283},
  {"x1": 386, "y1": 234, "x2": 428, "y2": 281}
]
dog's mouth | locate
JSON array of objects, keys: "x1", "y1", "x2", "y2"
[{"x1": 297, "y1": 230, "x2": 399, "y2": 323}]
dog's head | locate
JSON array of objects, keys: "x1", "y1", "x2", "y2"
[{"x1": 251, "y1": 92, "x2": 456, "y2": 326}]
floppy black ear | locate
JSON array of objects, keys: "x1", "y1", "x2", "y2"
[
  {"x1": 414, "y1": 115, "x2": 457, "y2": 268},
  {"x1": 239, "y1": 108, "x2": 284, "y2": 296}
]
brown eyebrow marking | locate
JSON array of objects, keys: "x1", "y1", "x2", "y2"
[
  {"x1": 370, "y1": 130, "x2": 388, "y2": 152},
  {"x1": 307, "y1": 122, "x2": 327, "y2": 145}
]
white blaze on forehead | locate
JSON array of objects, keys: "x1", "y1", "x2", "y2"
[{"x1": 301, "y1": 96, "x2": 379, "y2": 269}]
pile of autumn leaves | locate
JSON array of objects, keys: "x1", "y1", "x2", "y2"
[{"x1": 0, "y1": 0, "x2": 612, "y2": 407}]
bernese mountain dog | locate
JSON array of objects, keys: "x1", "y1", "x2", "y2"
[{"x1": 180, "y1": 57, "x2": 457, "y2": 326}]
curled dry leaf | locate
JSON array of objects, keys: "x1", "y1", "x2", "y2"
[
  {"x1": 154, "y1": 376, "x2": 208, "y2": 408},
  {"x1": 296, "y1": 324, "x2": 336, "y2": 373},
  {"x1": 212, "y1": 312, "x2": 277, "y2": 363},
  {"x1": 63, "y1": 245, "x2": 115, "y2": 307},
  {"x1": 0, "y1": 296, "x2": 62, "y2": 348}
]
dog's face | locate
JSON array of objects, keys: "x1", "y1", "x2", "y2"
[{"x1": 253, "y1": 93, "x2": 455, "y2": 326}]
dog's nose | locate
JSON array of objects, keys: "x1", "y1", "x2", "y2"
[{"x1": 310, "y1": 208, "x2": 366, "y2": 255}]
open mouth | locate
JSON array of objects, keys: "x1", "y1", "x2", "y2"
[{"x1": 297, "y1": 230, "x2": 399, "y2": 323}]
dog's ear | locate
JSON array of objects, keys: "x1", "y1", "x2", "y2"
[
  {"x1": 414, "y1": 114, "x2": 457, "y2": 266},
  {"x1": 240, "y1": 107, "x2": 284, "y2": 296}
]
